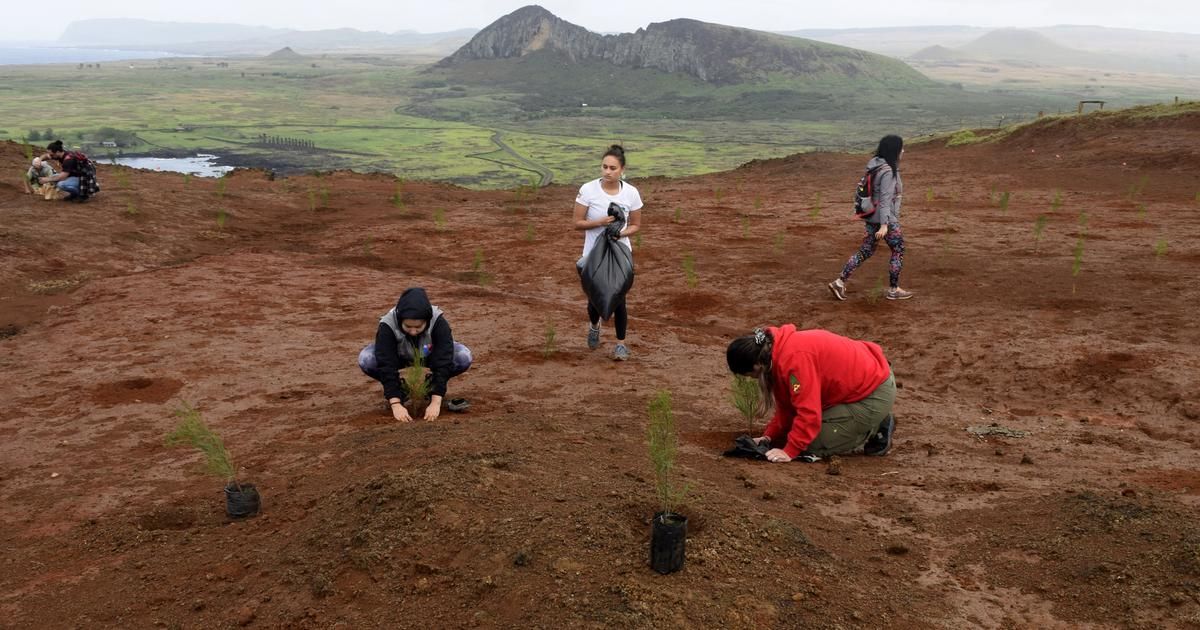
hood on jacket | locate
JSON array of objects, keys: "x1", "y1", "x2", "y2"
[
  {"x1": 867, "y1": 155, "x2": 891, "y2": 172},
  {"x1": 394, "y1": 287, "x2": 433, "y2": 323}
]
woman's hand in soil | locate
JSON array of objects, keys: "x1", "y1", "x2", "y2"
[
  {"x1": 875, "y1": 224, "x2": 889, "y2": 240},
  {"x1": 424, "y1": 395, "x2": 443, "y2": 421},
  {"x1": 765, "y1": 448, "x2": 792, "y2": 463},
  {"x1": 391, "y1": 402, "x2": 413, "y2": 423}
]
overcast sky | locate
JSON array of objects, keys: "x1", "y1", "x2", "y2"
[{"x1": 5, "y1": 0, "x2": 1199, "y2": 42}]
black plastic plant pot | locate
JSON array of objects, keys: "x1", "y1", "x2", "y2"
[
  {"x1": 650, "y1": 511, "x2": 687, "y2": 574},
  {"x1": 225, "y1": 482, "x2": 260, "y2": 519}
]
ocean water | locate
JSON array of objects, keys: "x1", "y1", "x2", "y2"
[
  {"x1": 97, "y1": 154, "x2": 234, "y2": 178},
  {"x1": 0, "y1": 47, "x2": 181, "y2": 66}
]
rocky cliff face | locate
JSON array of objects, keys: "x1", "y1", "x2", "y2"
[{"x1": 441, "y1": 5, "x2": 928, "y2": 85}]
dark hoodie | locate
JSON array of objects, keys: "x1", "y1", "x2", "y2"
[{"x1": 373, "y1": 288, "x2": 455, "y2": 400}]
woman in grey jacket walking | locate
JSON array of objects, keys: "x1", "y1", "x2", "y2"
[{"x1": 829, "y1": 135, "x2": 914, "y2": 301}]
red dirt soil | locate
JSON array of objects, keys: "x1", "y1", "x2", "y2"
[{"x1": 2, "y1": 110, "x2": 1200, "y2": 629}]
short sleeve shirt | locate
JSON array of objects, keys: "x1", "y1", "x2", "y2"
[{"x1": 575, "y1": 178, "x2": 643, "y2": 260}]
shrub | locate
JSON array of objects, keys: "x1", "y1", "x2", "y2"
[
  {"x1": 731, "y1": 375, "x2": 761, "y2": 423},
  {"x1": 166, "y1": 402, "x2": 238, "y2": 485},
  {"x1": 946, "y1": 129, "x2": 981, "y2": 147},
  {"x1": 647, "y1": 390, "x2": 687, "y2": 515}
]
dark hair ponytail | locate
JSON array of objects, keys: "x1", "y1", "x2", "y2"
[
  {"x1": 726, "y1": 328, "x2": 776, "y2": 419},
  {"x1": 603, "y1": 144, "x2": 626, "y2": 167},
  {"x1": 46, "y1": 140, "x2": 64, "y2": 153},
  {"x1": 875, "y1": 134, "x2": 903, "y2": 173}
]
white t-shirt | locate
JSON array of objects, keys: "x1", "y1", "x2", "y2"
[{"x1": 575, "y1": 178, "x2": 643, "y2": 261}]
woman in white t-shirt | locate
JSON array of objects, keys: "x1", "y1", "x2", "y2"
[{"x1": 573, "y1": 144, "x2": 643, "y2": 361}]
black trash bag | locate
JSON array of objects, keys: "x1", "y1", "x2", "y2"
[
  {"x1": 722, "y1": 434, "x2": 770, "y2": 460},
  {"x1": 579, "y1": 203, "x2": 634, "y2": 321}
]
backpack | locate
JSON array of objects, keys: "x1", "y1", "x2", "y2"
[
  {"x1": 64, "y1": 151, "x2": 101, "y2": 198},
  {"x1": 853, "y1": 164, "x2": 886, "y2": 219}
]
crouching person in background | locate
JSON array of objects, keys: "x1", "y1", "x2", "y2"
[
  {"x1": 40, "y1": 140, "x2": 100, "y2": 201},
  {"x1": 358, "y1": 287, "x2": 472, "y2": 422},
  {"x1": 23, "y1": 157, "x2": 56, "y2": 198}
]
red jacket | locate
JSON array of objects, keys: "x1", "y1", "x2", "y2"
[{"x1": 762, "y1": 326, "x2": 891, "y2": 458}]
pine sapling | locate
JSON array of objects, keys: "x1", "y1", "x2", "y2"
[
  {"x1": 998, "y1": 191, "x2": 1011, "y2": 213},
  {"x1": 391, "y1": 178, "x2": 405, "y2": 209},
  {"x1": 1050, "y1": 189, "x2": 1062, "y2": 212},
  {"x1": 740, "y1": 215, "x2": 750, "y2": 239},
  {"x1": 810, "y1": 192, "x2": 822, "y2": 218},
  {"x1": 433, "y1": 207, "x2": 446, "y2": 230},
  {"x1": 647, "y1": 390, "x2": 687, "y2": 516},
  {"x1": 216, "y1": 207, "x2": 228, "y2": 229},
  {"x1": 24, "y1": 143, "x2": 33, "y2": 161},
  {"x1": 772, "y1": 232, "x2": 784, "y2": 255},
  {"x1": 634, "y1": 232, "x2": 643, "y2": 248},
  {"x1": 125, "y1": 203, "x2": 138, "y2": 216},
  {"x1": 1154, "y1": 238, "x2": 1168, "y2": 258},
  {"x1": 714, "y1": 187, "x2": 723, "y2": 203},
  {"x1": 1033, "y1": 214, "x2": 1048, "y2": 252},
  {"x1": 731, "y1": 375, "x2": 761, "y2": 423},
  {"x1": 753, "y1": 195, "x2": 762, "y2": 210},
  {"x1": 472, "y1": 248, "x2": 484, "y2": 272},
  {"x1": 543, "y1": 320, "x2": 557, "y2": 358},
  {"x1": 925, "y1": 187, "x2": 934, "y2": 203},
  {"x1": 183, "y1": 173, "x2": 191, "y2": 188},
  {"x1": 673, "y1": 207, "x2": 682, "y2": 223},
  {"x1": 866, "y1": 276, "x2": 885, "y2": 304},
  {"x1": 403, "y1": 350, "x2": 429, "y2": 412},
  {"x1": 319, "y1": 187, "x2": 330, "y2": 208},
  {"x1": 214, "y1": 178, "x2": 226, "y2": 198},
  {"x1": 682, "y1": 253, "x2": 698, "y2": 288},
  {"x1": 524, "y1": 223, "x2": 535, "y2": 242},
  {"x1": 166, "y1": 401, "x2": 239, "y2": 488},
  {"x1": 307, "y1": 190, "x2": 317, "y2": 211}
]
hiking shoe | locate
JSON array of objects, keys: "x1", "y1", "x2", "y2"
[
  {"x1": 864, "y1": 414, "x2": 895, "y2": 456},
  {"x1": 797, "y1": 454, "x2": 822, "y2": 463},
  {"x1": 587, "y1": 326, "x2": 600, "y2": 350},
  {"x1": 886, "y1": 288, "x2": 914, "y2": 300},
  {"x1": 447, "y1": 398, "x2": 470, "y2": 412},
  {"x1": 613, "y1": 343, "x2": 630, "y2": 361},
  {"x1": 828, "y1": 278, "x2": 847, "y2": 301}
]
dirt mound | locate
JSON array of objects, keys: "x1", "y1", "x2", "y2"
[{"x1": 2, "y1": 107, "x2": 1200, "y2": 628}]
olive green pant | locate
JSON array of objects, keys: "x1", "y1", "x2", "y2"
[{"x1": 804, "y1": 371, "x2": 896, "y2": 457}]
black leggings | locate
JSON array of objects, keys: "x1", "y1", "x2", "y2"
[{"x1": 588, "y1": 301, "x2": 628, "y2": 341}]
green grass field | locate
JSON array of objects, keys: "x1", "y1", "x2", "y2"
[{"x1": 0, "y1": 53, "x2": 1175, "y2": 188}]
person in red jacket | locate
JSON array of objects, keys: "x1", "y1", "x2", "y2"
[{"x1": 726, "y1": 326, "x2": 896, "y2": 462}]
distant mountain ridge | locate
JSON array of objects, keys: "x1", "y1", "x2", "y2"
[
  {"x1": 440, "y1": 5, "x2": 930, "y2": 86},
  {"x1": 57, "y1": 18, "x2": 476, "y2": 56}
]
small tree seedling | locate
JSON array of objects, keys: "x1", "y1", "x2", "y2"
[
  {"x1": 403, "y1": 350, "x2": 429, "y2": 412},
  {"x1": 866, "y1": 276, "x2": 885, "y2": 304},
  {"x1": 182, "y1": 173, "x2": 192, "y2": 188},
  {"x1": 634, "y1": 232, "x2": 643, "y2": 248},
  {"x1": 433, "y1": 207, "x2": 446, "y2": 230},
  {"x1": 1050, "y1": 189, "x2": 1063, "y2": 212},
  {"x1": 1154, "y1": 238, "x2": 1168, "y2": 258},
  {"x1": 753, "y1": 195, "x2": 762, "y2": 210},
  {"x1": 125, "y1": 203, "x2": 138, "y2": 216},
  {"x1": 166, "y1": 401, "x2": 239, "y2": 488},
  {"x1": 647, "y1": 390, "x2": 687, "y2": 516},
  {"x1": 731, "y1": 375, "x2": 761, "y2": 423},
  {"x1": 682, "y1": 253, "x2": 698, "y2": 288},
  {"x1": 772, "y1": 232, "x2": 784, "y2": 255},
  {"x1": 307, "y1": 190, "x2": 317, "y2": 211},
  {"x1": 810, "y1": 192, "x2": 822, "y2": 218},
  {"x1": 523, "y1": 223, "x2": 535, "y2": 242},
  {"x1": 672, "y1": 207, "x2": 682, "y2": 223},
  {"x1": 214, "y1": 178, "x2": 226, "y2": 198},
  {"x1": 998, "y1": 191, "x2": 1011, "y2": 213},
  {"x1": 391, "y1": 179, "x2": 405, "y2": 209},
  {"x1": 740, "y1": 215, "x2": 750, "y2": 239},
  {"x1": 925, "y1": 187, "x2": 934, "y2": 203},
  {"x1": 713, "y1": 187, "x2": 723, "y2": 203},
  {"x1": 543, "y1": 321, "x2": 557, "y2": 358},
  {"x1": 319, "y1": 187, "x2": 330, "y2": 208},
  {"x1": 472, "y1": 248, "x2": 484, "y2": 272},
  {"x1": 216, "y1": 207, "x2": 228, "y2": 229},
  {"x1": 1033, "y1": 215, "x2": 1048, "y2": 252}
]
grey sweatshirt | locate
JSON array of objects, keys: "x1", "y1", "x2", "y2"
[{"x1": 866, "y1": 156, "x2": 903, "y2": 226}]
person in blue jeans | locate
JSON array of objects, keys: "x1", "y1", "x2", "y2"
[
  {"x1": 40, "y1": 140, "x2": 99, "y2": 201},
  {"x1": 358, "y1": 287, "x2": 472, "y2": 422}
]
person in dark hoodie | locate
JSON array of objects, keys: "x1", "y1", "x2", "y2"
[
  {"x1": 828, "y1": 134, "x2": 914, "y2": 301},
  {"x1": 357, "y1": 288, "x2": 472, "y2": 422},
  {"x1": 726, "y1": 325, "x2": 896, "y2": 463}
]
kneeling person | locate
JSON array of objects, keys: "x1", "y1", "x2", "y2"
[
  {"x1": 23, "y1": 158, "x2": 56, "y2": 198},
  {"x1": 358, "y1": 287, "x2": 472, "y2": 422},
  {"x1": 726, "y1": 326, "x2": 897, "y2": 463}
]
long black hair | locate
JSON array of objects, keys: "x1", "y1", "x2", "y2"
[
  {"x1": 875, "y1": 134, "x2": 903, "y2": 173},
  {"x1": 726, "y1": 328, "x2": 775, "y2": 418}
]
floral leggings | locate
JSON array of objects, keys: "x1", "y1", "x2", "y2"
[{"x1": 840, "y1": 222, "x2": 905, "y2": 289}]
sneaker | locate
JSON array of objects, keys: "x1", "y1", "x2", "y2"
[
  {"x1": 587, "y1": 326, "x2": 600, "y2": 350},
  {"x1": 828, "y1": 278, "x2": 847, "y2": 301},
  {"x1": 447, "y1": 398, "x2": 470, "y2": 412},
  {"x1": 797, "y1": 454, "x2": 822, "y2": 463},
  {"x1": 864, "y1": 414, "x2": 895, "y2": 456},
  {"x1": 613, "y1": 343, "x2": 630, "y2": 361},
  {"x1": 886, "y1": 288, "x2": 914, "y2": 300}
]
